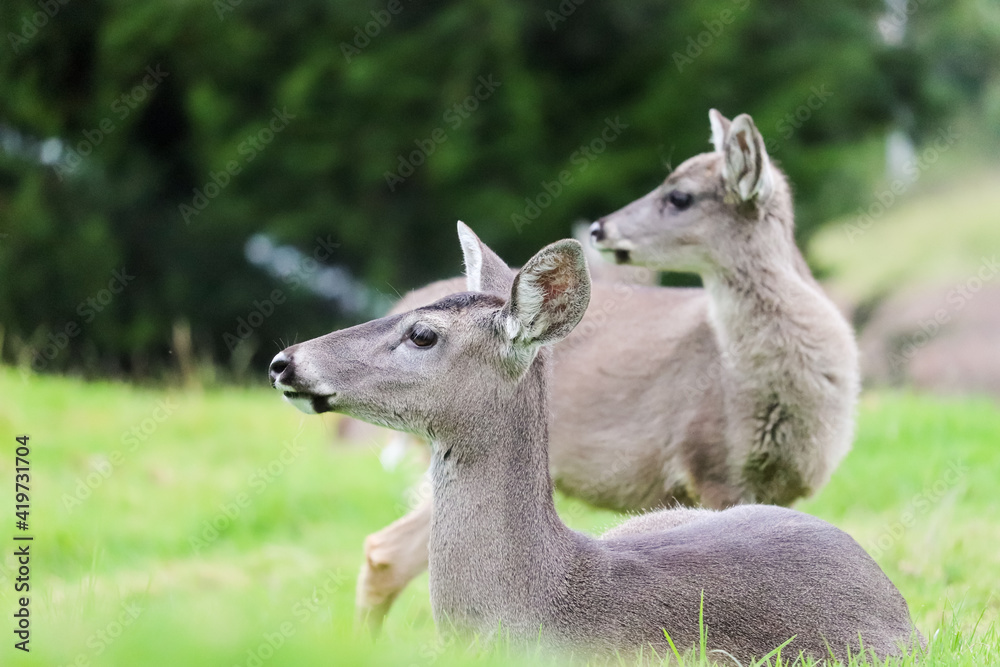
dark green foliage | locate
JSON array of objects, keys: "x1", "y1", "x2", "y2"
[{"x1": 0, "y1": 0, "x2": 992, "y2": 376}]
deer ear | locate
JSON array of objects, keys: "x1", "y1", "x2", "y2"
[
  {"x1": 709, "y1": 109, "x2": 732, "y2": 153},
  {"x1": 502, "y1": 239, "x2": 591, "y2": 348},
  {"x1": 457, "y1": 221, "x2": 512, "y2": 294},
  {"x1": 722, "y1": 114, "x2": 774, "y2": 202}
]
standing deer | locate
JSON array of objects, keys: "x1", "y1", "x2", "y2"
[
  {"x1": 590, "y1": 109, "x2": 859, "y2": 505},
  {"x1": 343, "y1": 110, "x2": 861, "y2": 633},
  {"x1": 268, "y1": 237, "x2": 918, "y2": 661}
]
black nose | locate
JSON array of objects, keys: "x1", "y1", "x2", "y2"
[
  {"x1": 589, "y1": 220, "x2": 605, "y2": 242},
  {"x1": 269, "y1": 354, "x2": 291, "y2": 386}
]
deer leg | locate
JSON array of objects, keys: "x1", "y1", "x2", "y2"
[{"x1": 355, "y1": 496, "x2": 431, "y2": 636}]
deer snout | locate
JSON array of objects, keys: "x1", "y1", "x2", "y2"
[
  {"x1": 269, "y1": 350, "x2": 334, "y2": 414},
  {"x1": 590, "y1": 218, "x2": 633, "y2": 264},
  {"x1": 269, "y1": 351, "x2": 295, "y2": 388},
  {"x1": 589, "y1": 219, "x2": 606, "y2": 243}
]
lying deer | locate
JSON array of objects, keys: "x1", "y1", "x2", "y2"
[
  {"x1": 343, "y1": 110, "x2": 861, "y2": 632},
  {"x1": 268, "y1": 237, "x2": 918, "y2": 661}
]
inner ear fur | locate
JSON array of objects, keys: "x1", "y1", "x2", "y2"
[
  {"x1": 503, "y1": 240, "x2": 591, "y2": 348},
  {"x1": 721, "y1": 113, "x2": 774, "y2": 202},
  {"x1": 457, "y1": 221, "x2": 513, "y2": 294},
  {"x1": 709, "y1": 108, "x2": 732, "y2": 153}
]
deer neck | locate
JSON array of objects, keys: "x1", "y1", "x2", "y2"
[
  {"x1": 701, "y1": 223, "x2": 827, "y2": 387},
  {"x1": 427, "y1": 356, "x2": 571, "y2": 633}
]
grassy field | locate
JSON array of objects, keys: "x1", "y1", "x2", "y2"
[{"x1": 1, "y1": 366, "x2": 998, "y2": 666}]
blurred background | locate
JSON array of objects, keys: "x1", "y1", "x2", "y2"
[
  {"x1": 1, "y1": 0, "x2": 998, "y2": 387},
  {"x1": 2, "y1": 4, "x2": 1000, "y2": 665}
]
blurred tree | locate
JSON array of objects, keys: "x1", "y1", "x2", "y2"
[{"x1": 0, "y1": 0, "x2": 990, "y2": 378}]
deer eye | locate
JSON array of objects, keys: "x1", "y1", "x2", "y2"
[
  {"x1": 667, "y1": 190, "x2": 693, "y2": 210},
  {"x1": 407, "y1": 325, "x2": 438, "y2": 348}
]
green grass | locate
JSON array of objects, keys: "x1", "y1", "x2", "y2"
[{"x1": 1, "y1": 368, "x2": 998, "y2": 665}]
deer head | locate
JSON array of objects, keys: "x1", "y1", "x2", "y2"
[
  {"x1": 590, "y1": 110, "x2": 794, "y2": 275},
  {"x1": 269, "y1": 222, "x2": 591, "y2": 439}
]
